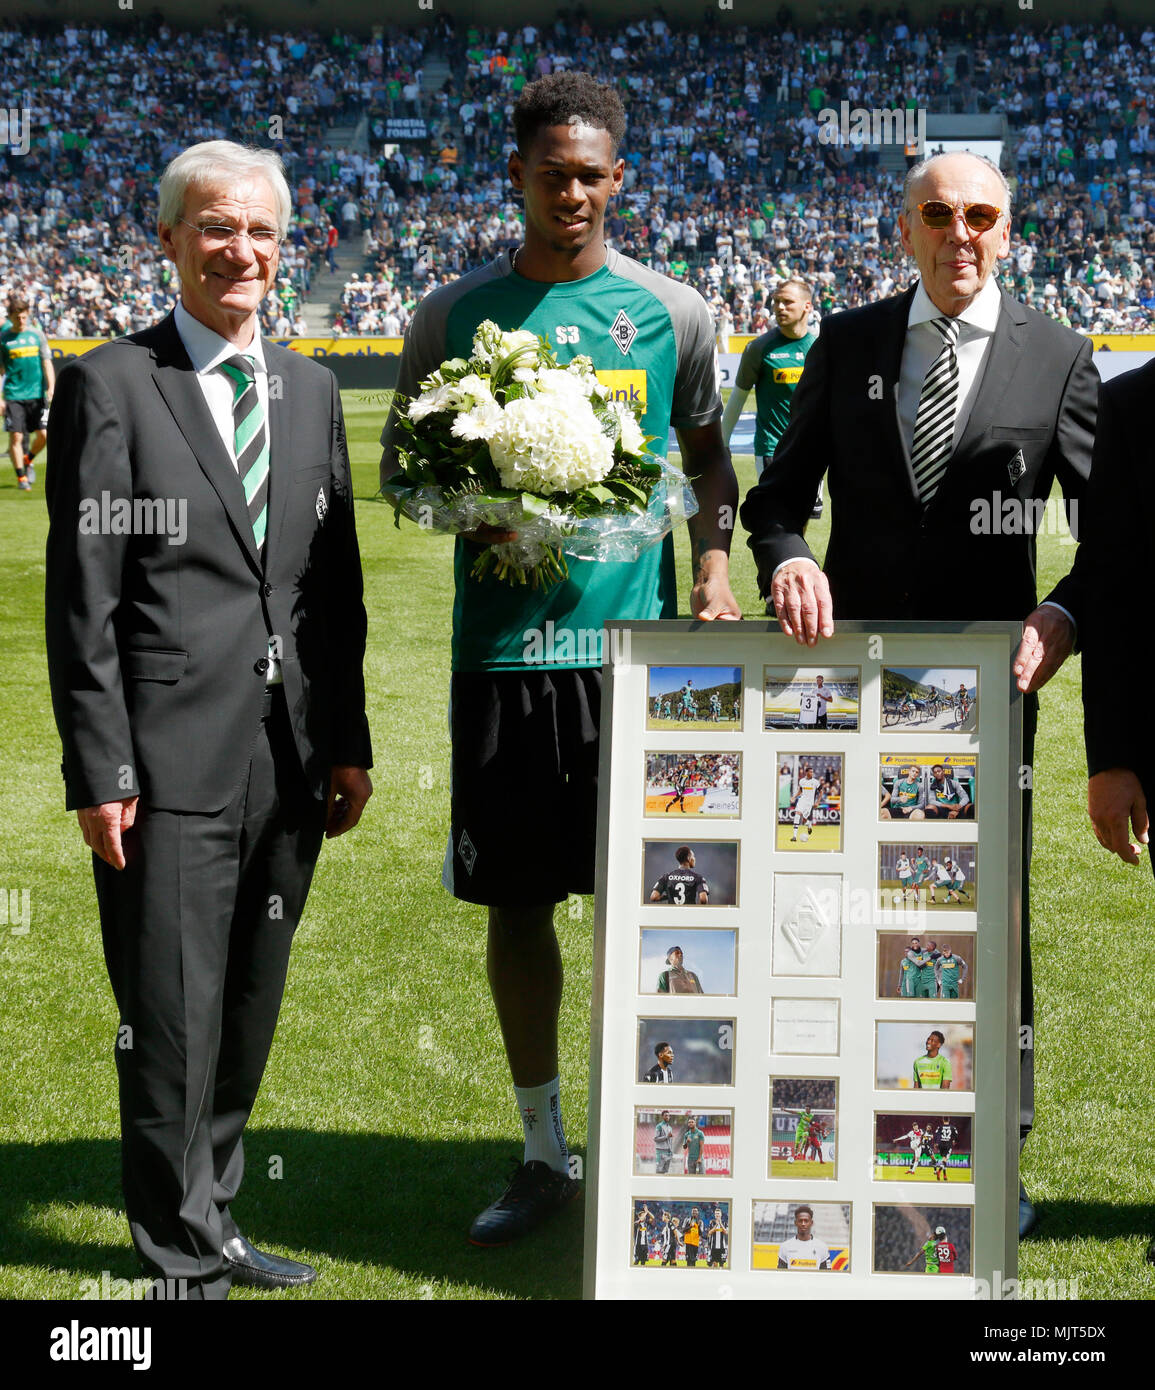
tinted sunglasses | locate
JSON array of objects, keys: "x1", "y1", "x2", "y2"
[{"x1": 916, "y1": 200, "x2": 1002, "y2": 231}]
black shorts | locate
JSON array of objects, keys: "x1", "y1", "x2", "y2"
[
  {"x1": 4, "y1": 398, "x2": 47, "y2": 434},
  {"x1": 445, "y1": 668, "x2": 601, "y2": 906}
]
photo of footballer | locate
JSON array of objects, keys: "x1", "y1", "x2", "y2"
[
  {"x1": 879, "y1": 754, "x2": 977, "y2": 823},
  {"x1": 751, "y1": 1201, "x2": 850, "y2": 1272},
  {"x1": 875, "y1": 1022, "x2": 974, "y2": 1092},
  {"x1": 637, "y1": 1018, "x2": 735, "y2": 1086},
  {"x1": 644, "y1": 752, "x2": 740, "y2": 819},
  {"x1": 763, "y1": 665, "x2": 860, "y2": 731},
  {"x1": 639, "y1": 928, "x2": 737, "y2": 996},
  {"x1": 775, "y1": 753, "x2": 843, "y2": 852},
  {"x1": 878, "y1": 843, "x2": 976, "y2": 912},
  {"x1": 768, "y1": 1078, "x2": 837, "y2": 1179},
  {"x1": 643, "y1": 840, "x2": 738, "y2": 907},
  {"x1": 874, "y1": 1114, "x2": 974, "y2": 1182},
  {"x1": 634, "y1": 1108, "x2": 732, "y2": 1177},
  {"x1": 872, "y1": 1204, "x2": 972, "y2": 1275},
  {"x1": 880, "y1": 666, "x2": 977, "y2": 733},
  {"x1": 646, "y1": 666, "x2": 742, "y2": 733},
  {"x1": 877, "y1": 931, "x2": 976, "y2": 1001},
  {"x1": 631, "y1": 1199, "x2": 730, "y2": 1270}
]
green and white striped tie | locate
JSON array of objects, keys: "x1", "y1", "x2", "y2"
[{"x1": 218, "y1": 354, "x2": 269, "y2": 552}]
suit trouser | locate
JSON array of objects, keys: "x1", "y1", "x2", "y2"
[{"x1": 93, "y1": 690, "x2": 325, "y2": 1299}]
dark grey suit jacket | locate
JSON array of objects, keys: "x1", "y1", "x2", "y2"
[
  {"x1": 45, "y1": 312, "x2": 372, "y2": 812},
  {"x1": 1048, "y1": 359, "x2": 1154, "y2": 791},
  {"x1": 740, "y1": 284, "x2": 1099, "y2": 625}
]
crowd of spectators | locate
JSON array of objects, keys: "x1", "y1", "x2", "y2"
[{"x1": 1, "y1": 11, "x2": 1153, "y2": 343}]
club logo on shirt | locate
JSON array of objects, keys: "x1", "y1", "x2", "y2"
[
  {"x1": 315, "y1": 487, "x2": 328, "y2": 521},
  {"x1": 1006, "y1": 449, "x2": 1026, "y2": 484},
  {"x1": 458, "y1": 829, "x2": 477, "y2": 874},
  {"x1": 609, "y1": 309, "x2": 638, "y2": 356}
]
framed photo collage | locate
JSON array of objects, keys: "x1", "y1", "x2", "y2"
[{"x1": 585, "y1": 621, "x2": 1023, "y2": 1300}]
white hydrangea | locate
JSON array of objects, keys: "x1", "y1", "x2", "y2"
[
  {"x1": 611, "y1": 401, "x2": 646, "y2": 455},
  {"x1": 489, "y1": 395, "x2": 615, "y2": 495}
]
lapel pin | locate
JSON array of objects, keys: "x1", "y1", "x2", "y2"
[
  {"x1": 1006, "y1": 449, "x2": 1026, "y2": 484},
  {"x1": 316, "y1": 487, "x2": 328, "y2": 521}
]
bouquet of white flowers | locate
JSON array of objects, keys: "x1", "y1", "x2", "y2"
[{"x1": 379, "y1": 320, "x2": 698, "y2": 586}]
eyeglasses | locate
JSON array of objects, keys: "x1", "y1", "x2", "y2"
[
  {"x1": 179, "y1": 219, "x2": 282, "y2": 251},
  {"x1": 915, "y1": 200, "x2": 1002, "y2": 232}
]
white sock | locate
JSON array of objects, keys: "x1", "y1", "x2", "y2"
[{"x1": 515, "y1": 1077, "x2": 568, "y2": 1173}]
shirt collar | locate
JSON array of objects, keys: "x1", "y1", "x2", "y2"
[
  {"x1": 907, "y1": 275, "x2": 1002, "y2": 334},
  {"x1": 174, "y1": 300, "x2": 267, "y2": 376}
]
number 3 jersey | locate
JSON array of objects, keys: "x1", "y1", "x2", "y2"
[
  {"x1": 651, "y1": 868, "x2": 709, "y2": 904},
  {"x1": 379, "y1": 248, "x2": 722, "y2": 672}
]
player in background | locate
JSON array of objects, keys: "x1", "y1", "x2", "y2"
[
  {"x1": 1, "y1": 296, "x2": 54, "y2": 490},
  {"x1": 656, "y1": 945, "x2": 704, "y2": 994},
  {"x1": 653, "y1": 1110, "x2": 675, "y2": 1173},
  {"x1": 644, "y1": 1042, "x2": 675, "y2": 1083},
  {"x1": 679, "y1": 685, "x2": 697, "y2": 722},
  {"x1": 776, "y1": 1204, "x2": 832, "y2": 1270},
  {"x1": 924, "y1": 764, "x2": 973, "y2": 820},
  {"x1": 932, "y1": 1119, "x2": 960, "y2": 1180},
  {"x1": 633, "y1": 1205, "x2": 653, "y2": 1263},
  {"x1": 732, "y1": 695, "x2": 741, "y2": 722},
  {"x1": 893, "y1": 1121, "x2": 928, "y2": 1174},
  {"x1": 882, "y1": 763, "x2": 926, "y2": 821},
  {"x1": 709, "y1": 691, "x2": 722, "y2": 722},
  {"x1": 706, "y1": 1207, "x2": 728, "y2": 1266},
  {"x1": 914, "y1": 1031, "x2": 953, "y2": 1089},
  {"x1": 683, "y1": 1207, "x2": 702, "y2": 1266},
  {"x1": 783, "y1": 1105, "x2": 815, "y2": 1164},
  {"x1": 721, "y1": 277, "x2": 818, "y2": 499},
  {"x1": 914, "y1": 940, "x2": 940, "y2": 998},
  {"x1": 789, "y1": 762, "x2": 820, "y2": 842},
  {"x1": 903, "y1": 1230, "x2": 942, "y2": 1273},
  {"x1": 665, "y1": 764, "x2": 690, "y2": 814},
  {"x1": 804, "y1": 1117, "x2": 828, "y2": 1164},
  {"x1": 897, "y1": 938, "x2": 920, "y2": 996},
  {"x1": 912, "y1": 847, "x2": 932, "y2": 900},
  {"x1": 948, "y1": 858, "x2": 971, "y2": 902},
  {"x1": 933, "y1": 1225, "x2": 957, "y2": 1271},
  {"x1": 660, "y1": 1213, "x2": 679, "y2": 1266},
  {"x1": 650, "y1": 846, "x2": 709, "y2": 905},
  {"x1": 929, "y1": 857, "x2": 947, "y2": 903},
  {"x1": 682, "y1": 1115, "x2": 707, "y2": 1175},
  {"x1": 935, "y1": 945, "x2": 968, "y2": 998},
  {"x1": 895, "y1": 853, "x2": 915, "y2": 905}
]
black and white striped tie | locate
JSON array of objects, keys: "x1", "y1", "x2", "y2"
[
  {"x1": 910, "y1": 316, "x2": 961, "y2": 506},
  {"x1": 218, "y1": 355, "x2": 269, "y2": 552}
]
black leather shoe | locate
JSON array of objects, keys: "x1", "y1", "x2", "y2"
[
  {"x1": 223, "y1": 1234, "x2": 316, "y2": 1289},
  {"x1": 1146, "y1": 1238, "x2": 1154, "y2": 1265}
]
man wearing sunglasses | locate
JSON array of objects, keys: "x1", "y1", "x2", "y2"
[{"x1": 741, "y1": 150, "x2": 1099, "y2": 1238}]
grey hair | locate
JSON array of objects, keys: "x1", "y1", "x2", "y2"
[
  {"x1": 903, "y1": 150, "x2": 1013, "y2": 221},
  {"x1": 157, "y1": 141, "x2": 292, "y2": 236}
]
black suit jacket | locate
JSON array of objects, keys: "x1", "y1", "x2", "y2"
[
  {"x1": 1047, "y1": 360, "x2": 1154, "y2": 790},
  {"x1": 45, "y1": 312, "x2": 372, "y2": 812},
  {"x1": 740, "y1": 285, "x2": 1099, "y2": 624}
]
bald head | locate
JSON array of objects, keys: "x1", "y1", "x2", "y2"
[{"x1": 898, "y1": 153, "x2": 1012, "y2": 316}]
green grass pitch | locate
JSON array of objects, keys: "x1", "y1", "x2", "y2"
[
  {"x1": 769, "y1": 1157, "x2": 836, "y2": 1180},
  {"x1": 1, "y1": 389, "x2": 1150, "y2": 1299}
]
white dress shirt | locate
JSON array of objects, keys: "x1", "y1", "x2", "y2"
[
  {"x1": 895, "y1": 275, "x2": 1002, "y2": 458},
  {"x1": 173, "y1": 301, "x2": 281, "y2": 683}
]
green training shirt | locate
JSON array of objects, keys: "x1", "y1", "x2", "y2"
[
  {"x1": 381, "y1": 249, "x2": 721, "y2": 672},
  {"x1": 734, "y1": 325, "x2": 817, "y2": 457},
  {"x1": 913, "y1": 1052, "x2": 952, "y2": 1088},
  {"x1": 0, "y1": 322, "x2": 51, "y2": 400}
]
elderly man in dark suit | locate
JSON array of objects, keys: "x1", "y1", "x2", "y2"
[
  {"x1": 741, "y1": 151, "x2": 1099, "y2": 1236},
  {"x1": 45, "y1": 141, "x2": 373, "y2": 1299}
]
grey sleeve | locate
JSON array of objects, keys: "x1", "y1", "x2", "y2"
[
  {"x1": 670, "y1": 286, "x2": 723, "y2": 429},
  {"x1": 37, "y1": 328, "x2": 52, "y2": 361},
  {"x1": 734, "y1": 335, "x2": 765, "y2": 392},
  {"x1": 377, "y1": 294, "x2": 451, "y2": 487}
]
